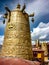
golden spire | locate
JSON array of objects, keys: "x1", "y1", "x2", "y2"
[
  {"x1": 16, "y1": 3, "x2": 20, "y2": 9},
  {"x1": 36, "y1": 40, "x2": 40, "y2": 48},
  {"x1": 1, "y1": 4, "x2": 33, "y2": 60},
  {"x1": 41, "y1": 41, "x2": 48, "y2": 56}
]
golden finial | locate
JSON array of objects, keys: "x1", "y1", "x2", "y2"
[{"x1": 16, "y1": 3, "x2": 20, "y2": 9}]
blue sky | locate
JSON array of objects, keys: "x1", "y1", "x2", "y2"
[{"x1": 0, "y1": 0, "x2": 49, "y2": 45}]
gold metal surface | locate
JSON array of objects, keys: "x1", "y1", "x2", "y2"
[
  {"x1": 1, "y1": 5, "x2": 33, "y2": 60},
  {"x1": 41, "y1": 42, "x2": 48, "y2": 56}
]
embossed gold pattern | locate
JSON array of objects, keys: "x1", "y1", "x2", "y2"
[{"x1": 1, "y1": 4, "x2": 33, "y2": 60}]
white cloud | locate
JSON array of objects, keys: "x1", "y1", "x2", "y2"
[
  {"x1": 0, "y1": 14, "x2": 3, "y2": 18},
  {"x1": 31, "y1": 22, "x2": 49, "y2": 41},
  {"x1": 0, "y1": 35, "x2": 4, "y2": 45},
  {"x1": 39, "y1": 35, "x2": 47, "y2": 39},
  {"x1": 38, "y1": 22, "x2": 49, "y2": 28},
  {"x1": 0, "y1": 20, "x2": 6, "y2": 28},
  {"x1": 26, "y1": 0, "x2": 49, "y2": 17},
  {"x1": 31, "y1": 41, "x2": 36, "y2": 45}
]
